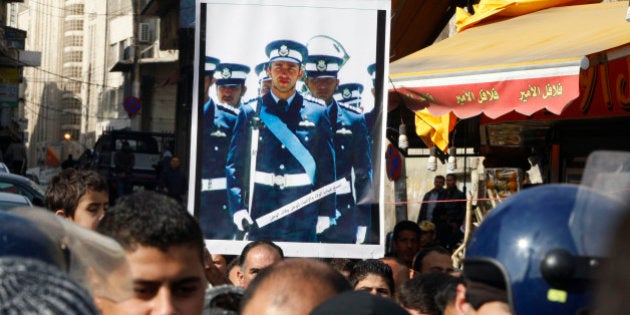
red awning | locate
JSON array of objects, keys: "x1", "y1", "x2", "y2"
[{"x1": 388, "y1": 2, "x2": 630, "y2": 120}]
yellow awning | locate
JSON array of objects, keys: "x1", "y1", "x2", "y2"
[{"x1": 389, "y1": 2, "x2": 630, "y2": 119}]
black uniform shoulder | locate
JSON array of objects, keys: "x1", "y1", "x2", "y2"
[{"x1": 216, "y1": 103, "x2": 240, "y2": 116}]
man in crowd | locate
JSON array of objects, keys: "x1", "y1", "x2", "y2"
[
  {"x1": 434, "y1": 173, "x2": 466, "y2": 250},
  {"x1": 97, "y1": 191, "x2": 207, "y2": 314},
  {"x1": 226, "y1": 39, "x2": 335, "y2": 242},
  {"x1": 388, "y1": 220, "x2": 422, "y2": 268},
  {"x1": 379, "y1": 256, "x2": 410, "y2": 293},
  {"x1": 303, "y1": 37, "x2": 372, "y2": 244},
  {"x1": 410, "y1": 246, "x2": 454, "y2": 278},
  {"x1": 47, "y1": 168, "x2": 109, "y2": 230},
  {"x1": 158, "y1": 156, "x2": 187, "y2": 203},
  {"x1": 236, "y1": 240, "x2": 284, "y2": 289},
  {"x1": 349, "y1": 259, "x2": 395, "y2": 298},
  {"x1": 241, "y1": 258, "x2": 351, "y2": 315},
  {"x1": 198, "y1": 56, "x2": 241, "y2": 239},
  {"x1": 418, "y1": 175, "x2": 445, "y2": 223},
  {"x1": 397, "y1": 272, "x2": 456, "y2": 315}
]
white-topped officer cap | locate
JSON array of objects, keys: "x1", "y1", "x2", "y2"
[
  {"x1": 214, "y1": 63, "x2": 251, "y2": 86},
  {"x1": 205, "y1": 56, "x2": 220, "y2": 76},
  {"x1": 255, "y1": 62, "x2": 271, "y2": 82},
  {"x1": 265, "y1": 39, "x2": 307, "y2": 64},
  {"x1": 334, "y1": 83, "x2": 364, "y2": 108},
  {"x1": 307, "y1": 35, "x2": 349, "y2": 64}
]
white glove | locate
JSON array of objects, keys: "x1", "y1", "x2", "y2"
[
  {"x1": 356, "y1": 226, "x2": 367, "y2": 244},
  {"x1": 233, "y1": 209, "x2": 253, "y2": 231},
  {"x1": 316, "y1": 216, "x2": 331, "y2": 234}
]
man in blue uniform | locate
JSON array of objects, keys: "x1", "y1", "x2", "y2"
[
  {"x1": 334, "y1": 83, "x2": 364, "y2": 109},
  {"x1": 226, "y1": 39, "x2": 336, "y2": 242},
  {"x1": 254, "y1": 62, "x2": 272, "y2": 96},
  {"x1": 215, "y1": 63, "x2": 250, "y2": 107},
  {"x1": 304, "y1": 47, "x2": 372, "y2": 244},
  {"x1": 198, "y1": 57, "x2": 242, "y2": 239}
]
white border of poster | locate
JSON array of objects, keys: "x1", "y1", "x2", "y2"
[{"x1": 189, "y1": 0, "x2": 390, "y2": 258}]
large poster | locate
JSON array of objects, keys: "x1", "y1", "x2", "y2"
[{"x1": 189, "y1": 0, "x2": 390, "y2": 258}]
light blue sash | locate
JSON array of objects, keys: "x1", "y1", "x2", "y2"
[{"x1": 259, "y1": 106, "x2": 316, "y2": 185}]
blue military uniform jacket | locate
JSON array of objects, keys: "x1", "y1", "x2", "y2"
[
  {"x1": 320, "y1": 101, "x2": 373, "y2": 243},
  {"x1": 198, "y1": 99, "x2": 239, "y2": 239},
  {"x1": 226, "y1": 92, "x2": 336, "y2": 242}
]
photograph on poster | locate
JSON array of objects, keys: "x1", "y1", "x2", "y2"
[{"x1": 190, "y1": 0, "x2": 389, "y2": 258}]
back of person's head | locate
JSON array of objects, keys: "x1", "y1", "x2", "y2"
[
  {"x1": 0, "y1": 257, "x2": 99, "y2": 315},
  {"x1": 392, "y1": 220, "x2": 421, "y2": 241},
  {"x1": 435, "y1": 275, "x2": 464, "y2": 314},
  {"x1": 349, "y1": 259, "x2": 395, "y2": 295},
  {"x1": 239, "y1": 240, "x2": 284, "y2": 267},
  {"x1": 206, "y1": 284, "x2": 244, "y2": 315},
  {"x1": 46, "y1": 168, "x2": 108, "y2": 217},
  {"x1": 396, "y1": 272, "x2": 455, "y2": 315},
  {"x1": 97, "y1": 190, "x2": 205, "y2": 262},
  {"x1": 310, "y1": 291, "x2": 409, "y2": 315},
  {"x1": 412, "y1": 246, "x2": 451, "y2": 273},
  {"x1": 241, "y1": 258, "x2": 351, "y2": 315}
]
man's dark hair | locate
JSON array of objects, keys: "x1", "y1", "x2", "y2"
[
  {"x1": 446, "y1": 173, "x2": 457, "y2": 181},
  {"x1": 348, "y1": 259, "x2": 395, "y2": 294},
  {"x1": 45, "y1": 168, "x2": 108, "y2": 217},
  {"x1": 435, "y1": 276, "x2": 465, "y2": 312},
  {"x1": 238, "y1": 240, "x2": 284, "y2": 269},
  {"x1": 397, "y1": 272, "x2": 456, "y2": 315},
  {"x1": 412, "y1": 246, "x2": 451, "y2": 273},
  {"x1": 435, "y1": 175, "x2": 445, "y2": 181},
  {"x1": 393, "y1": 220, "x2": 422, "y2": 241},
  {"x1": 97, "y1": 190, "x2": 205, "y2": 262}
]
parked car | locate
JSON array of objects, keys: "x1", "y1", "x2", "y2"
[
  {"x1": 0, "y1": 191, "x2": 32, "y2": 211},
  {"x1": 0, "y1": 173, "x2": 46, "y2": 207}
]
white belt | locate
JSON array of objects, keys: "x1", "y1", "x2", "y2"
[
  {"x1": 336, "y1": 179, "x2": 352, "y2": 195},
  {"x1": 254, "y1": 171, "x2": 311, "y2": 190},
  {"x1": 201, "y1": 178, "x2": 227, "y2": 191}
]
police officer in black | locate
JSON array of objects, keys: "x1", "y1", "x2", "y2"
[
  {"x1": 198, "y1": 57, "x2": 243, "y2": 239},
  {"x1": 226, "y1": 39, "x2": 336, "y2": 242},
  {"x1": 304, "y1": 44, "x2": 372, "y2": 244}
]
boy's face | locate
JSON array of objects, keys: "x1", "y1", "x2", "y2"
[
  {"x1": 66, "y1": 188, "x2": 109, "y2": 230},
  {"x1": 103, "y1": 244, "x2": 207, "y2": 315}
]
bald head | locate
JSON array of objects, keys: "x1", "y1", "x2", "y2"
[{"x1": 241, "y1": 258, "x2": 351, "y2": 315}]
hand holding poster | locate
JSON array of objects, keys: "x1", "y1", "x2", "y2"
[{"x1": 189, "y1": 0, "x2": 390, "y2": 258}]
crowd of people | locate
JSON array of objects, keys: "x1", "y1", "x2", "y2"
[{"x1": 1, "y1": 166, "x2": 628, "y2": 314}]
